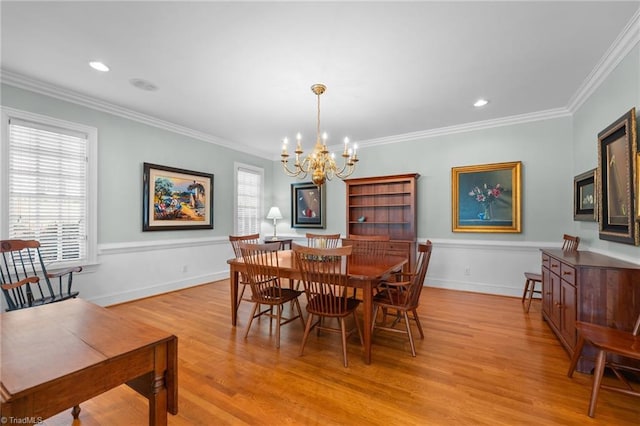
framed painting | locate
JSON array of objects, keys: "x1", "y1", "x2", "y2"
[
  {"x1": 452, "y1": 161, "x2": 522, "y2": 233},
  {"x1": 142, "y1": 162, "x2": 214, "y2": 231},
  {"x1": 291, "y1": 182, "x2": 325, "y2": 228},
  {"x1": 573, "y1": 168, "x2": 597, "y2": 221},
  {"x1": 597, "y1": 108, "x2": 638, "y2": 245},
  {"x1": 637, "y1": 152, "x2": 640, "y2": 222}
]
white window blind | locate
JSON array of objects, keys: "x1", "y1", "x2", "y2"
[
  {"x1": 235, "y1": 164, "x2": 263, "y2": 235},
  {"x1": 7, "y1": 118, "x2": 88, "y2": 264}
]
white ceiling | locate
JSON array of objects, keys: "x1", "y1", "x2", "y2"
[{"x1": 2, "y1": 1, "x2": 639, "y2": 159}]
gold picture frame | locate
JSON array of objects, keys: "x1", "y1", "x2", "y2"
[
  {"x1": 597, "y1": 108, "x2": 638, "y2": 245},
  {"x1": 451, "y1": 161, "x2": 522, "y2": 233}
]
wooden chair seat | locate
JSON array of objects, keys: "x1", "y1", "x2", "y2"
[{"x1": 567, "y1": 313, "x2": 640, "y2": 418}]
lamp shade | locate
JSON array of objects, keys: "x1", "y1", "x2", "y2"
[{"x1": 266, "y1": 206, "x2": 283, "y2": 220}]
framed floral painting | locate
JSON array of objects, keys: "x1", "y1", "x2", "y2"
[{"x1": 451, "y1": 161, "x2": 522, "y2": 233}]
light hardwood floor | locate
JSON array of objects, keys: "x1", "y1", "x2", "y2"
[{"x1": 45, "y1": 281, "x2": 639, "y2": 425}]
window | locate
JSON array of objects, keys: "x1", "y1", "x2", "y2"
[
  {"x1": 234, "y1": 163, "x2": 263, "y2": 235},
  {"x1": 1, "y1": 107, "x2": 97, "y2": 267}
]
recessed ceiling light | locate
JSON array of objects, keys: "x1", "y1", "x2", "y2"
[
  {"x1": 89, "y1": 61, "x2": 110, "y2": 72},
  {"x1": 474, "y1": 99, "x2": 489, "y2": 108}
]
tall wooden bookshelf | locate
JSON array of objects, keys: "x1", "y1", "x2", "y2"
[{"x1": 344, "y1": 173, "x2": 419, "y2": 270}]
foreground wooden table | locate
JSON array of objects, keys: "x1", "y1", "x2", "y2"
[
  {"x1": 1, "y1": 298, "x2": 178, "y2": 425},
  {"x1": 227, "y1": 249, "x2": 407, "y2": 364}
]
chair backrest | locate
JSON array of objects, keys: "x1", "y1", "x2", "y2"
[
  {"x1": 293, "y1": 244, "x2": 353, "y2": 315},
  {"x1": 562, "y1": 234, "x2": 580, "y2": 252},
  {"x1": 343, "y1": 234, "x2": 390, "y2": 261},
  {"x1": 306, "y1": 233, "x2": 341, "y2": 248},
  {"x1": 0, "y1": 240, "x2": 53, "y2": 311},
  {"x1": 238, "y1": 242, "x2": 284, "y2": 303},
  {"x1": 408, "y1": 241, "x2": 433, "y2": 308},
  {"x1": 229, "y1": 233, "x2": 260, "y2": 258}
]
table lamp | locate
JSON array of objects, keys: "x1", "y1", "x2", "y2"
[{"x1": 266, "y1": 206, "x2": 283, "y2": 240}]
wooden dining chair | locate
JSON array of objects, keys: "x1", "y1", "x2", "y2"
[
  {"x1": 0, "y1": 239, "x2": 82, "y2": 311},
  {"x1": 522, "y1": 234, "x2": 580, "y2": 312},
  {"x1": 293, "y1": 243, "x2": 363, "y2": 367},
  {"x1": 239, "y1": 242, "x2": 305, "y2": 348},
  {"x1": 372, "y1": 241, "x2": 432, "y2": 357},
  {"x1": 343, "y1": 234, "x2": 391, "y2": 298},
  {"x1": 306, "y1": 232, "x2": 341, "y2": 248},
  {"x1": 229, "y1": 234, "x2": 260, "y2": 310},
  {"x1": 567, "y1": 312, "x2": 640, "y2": 417}
]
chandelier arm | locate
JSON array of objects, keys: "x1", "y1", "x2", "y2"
[
  {"x1": 282, "y1": 160, "x2": 303, "y2": 177},
  {"x1": 335, "y1": 162, "x2": 356, "y2": 179}
]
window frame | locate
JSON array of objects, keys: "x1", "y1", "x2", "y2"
[
  {"x1": 233, "y1": 162, "x2": 264, "y2": 236},
  {"x1": 0, "y1": 106, "x2": 98, "y2": 268}
]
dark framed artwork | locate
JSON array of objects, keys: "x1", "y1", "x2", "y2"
[
  {"x1": 597, "y1": 108, "x2": 638, "y2": 245},
  {"x1": 573, "y1": 168, "x2": 597, "y2": 221},
  {"x1": 451, "y1": 161, "x2": 522, "y2": 233},
  {"x1": 291, "y1": 182, "x2": 325, "y2": 228},
  {"x1": 142, "y1": 162, "x2": 214, "y2": 231},
  {"x1": 637, "y1": 152, "x2": 640, "y2": 222}
]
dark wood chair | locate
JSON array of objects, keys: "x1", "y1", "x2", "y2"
[
  {"x1": 371, "y1": 241, "x2": 432, "y2": 357},
  {"x1": 567, "y1": 312, "x2": 640, "y2": 417},
  {"x1": 0, "y1": 239, "x2": 82, "y2": 311},
  {"x1": 293, "y1": 243, "x2": 363, "y2": 367},
  {"x1": 522, "y1": 234, "x2": 580, "y2": 312},
  {"x1": 229, "y1": 233, "x2": 260, "y2": 310},
  {"x1": 343, "y1": 234, "x2": 391, "y2": 298},
  {"x1": 239, "y1": 242, "x2": 305, "y2": 348},
  {"x1": 306, "y1": 232, "x2": 341, "y2": 248}
]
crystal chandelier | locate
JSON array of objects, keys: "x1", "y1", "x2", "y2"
[{"x1": 281, "y1": 84, "x2": 359, "y2": 186}]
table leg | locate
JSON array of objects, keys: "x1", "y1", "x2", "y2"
[
  {"x1": 149, "y1": 343, "x2": 169, "y2": 426},
  {"x1": 362, "y1": 280, "x2": 373, "y2": 364},
  {"x1": 230, "y1": 268, "x2": 239, "y2": 326}
]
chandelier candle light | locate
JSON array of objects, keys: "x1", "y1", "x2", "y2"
[{"x1": 281, "y1": 84, "x2": 359, "y2": 186}]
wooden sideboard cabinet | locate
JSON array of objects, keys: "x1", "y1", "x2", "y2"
[{"x1": 541, "y1": 249, "x2": 640, "y2": 373}]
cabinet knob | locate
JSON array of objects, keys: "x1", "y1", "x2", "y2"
[
  {"x1": 551, "y1": 263, "x2": 558, "y2": 267},
  {"x1": 563, "y1": 271, "x2": 573, "y2": 276}
]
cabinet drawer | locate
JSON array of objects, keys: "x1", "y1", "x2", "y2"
[
  {"x1": 561, "y1": 264, "x2": 576, "y2": 286},
  {"x1": 549, "y1": 258, "x2": 561, "y2": 275},
  {"x1": 541, "y1": 253, "x2": 550, "y2": 269}
]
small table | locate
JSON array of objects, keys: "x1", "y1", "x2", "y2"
[
  {"x1": 263, "y1": 238, "x2": 293, "y2": 250},
  {"x1": 1, "y1": 299, "x2": 178, "y2": 425}
]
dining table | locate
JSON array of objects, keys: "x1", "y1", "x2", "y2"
[
  {"x1": 1, "y1": 298, "x2": 178, "y2": 426},
  {"x1": 227, "y1": 249, "x2": 408, "y2": 364}
]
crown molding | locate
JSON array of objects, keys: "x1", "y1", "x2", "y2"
[
  {"x1": 567, "y1": 7, "x2": 640, "y2": 113},
  {"x1": 0, "y1": 69, "x2": 274, "y2": 160},
  {"x1": 355, "y1": 107, "x2": 571, "y2": 149}
]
